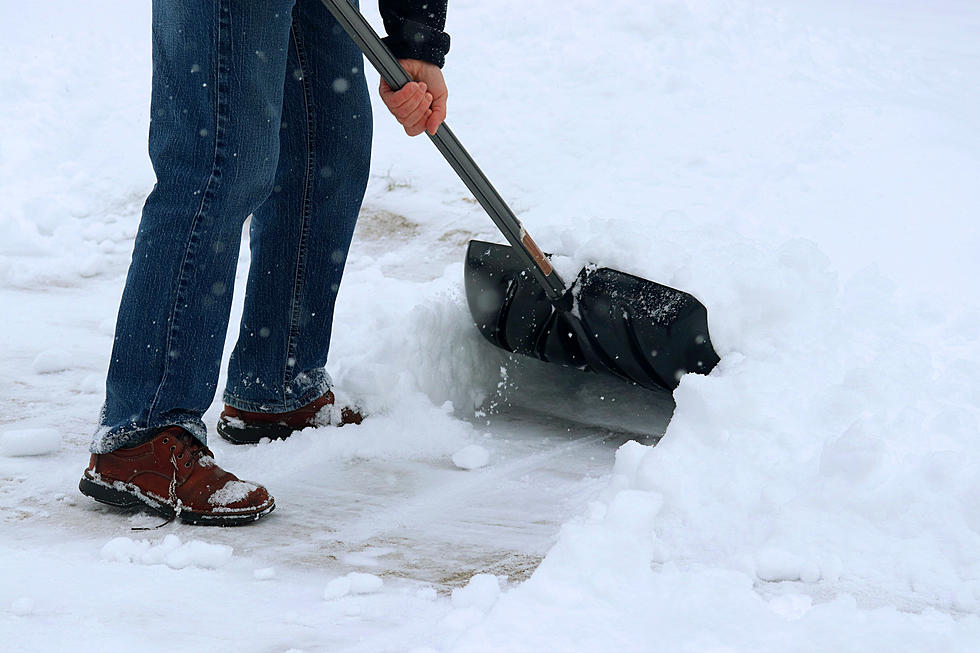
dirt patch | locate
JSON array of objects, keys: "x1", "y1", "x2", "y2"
[{"x1": 355, "y1": 207, "x2": 420, "y2": 241}]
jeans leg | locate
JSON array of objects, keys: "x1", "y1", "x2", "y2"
[
  {"x1": 224, "y1": 0, "x2": 373, "y2": 412},
  {"x1": 93, "y1": 0, "x2": 298, "y2": 453}
]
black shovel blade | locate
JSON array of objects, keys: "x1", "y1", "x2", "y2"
[{"x1": 464, "y1": 240, "x2": 720, "y2": 391}]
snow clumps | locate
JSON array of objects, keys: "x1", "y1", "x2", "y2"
[
  {"x1": 452, "y1": 444, "x2": 490, "y2": 470},
  {"x1": 208, "y1": 480, "x2": 258, "y2": 506},
  {"x1": 0, "y1": 428, "x2": 62, "y2": 457},
  {"x1": 100, "y1": 535, "x2": 233, "y2": 569},
  {"x1": 451, "y1": 574, "x2": 502, "y2": 612},
  {"x1": 323, "y1": 572, "x2": 384, "y2": 600},
  {"x1": 253, "y1": 567, "x2": 276, "y2": 580},
  {"x1": 31, "y1": 349, "x2": 72, "y2": 374}
]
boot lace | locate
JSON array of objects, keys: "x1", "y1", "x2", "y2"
[{"x1": 131, "y1": 430, "x2": 212, "y2": 531}]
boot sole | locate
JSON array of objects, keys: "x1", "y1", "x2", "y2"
[
  {"x1": 78, "y1": 474, "x2": 275, "y2": 526},
  {"x1": 216, "y1": 418, "x2": 300, "y2": 445}
]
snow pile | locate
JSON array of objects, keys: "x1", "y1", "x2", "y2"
[
  {"x1": 437, "y1": 575, "x2": 506, "y2": 648},
  {"x1": 100, "y1": 535, "x2": 233, "y2": 570},
  {"x1": 0, "y1": 428, "x2": 62, "y2": 457},
  {"x1": 442, "y1": 215, "x2": 980, "y2": 652},
  {"x1": 427, "y1": 0, "x2": 980, "y2": 649},
  {"x1": 451, "y1": 574, "x2": 502, "y2": 612},
  {"x1": 330, "y1": 282, "x2": 502, "y2": 420}
]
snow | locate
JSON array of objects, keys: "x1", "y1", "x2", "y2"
[
  {"x1": 324, "y1": 572, "x2": 385, "y2": 600},
  {"x1": 452, "y1": 444, "x2": 490, "y2": 470},
  {"x1": 100, "y1": 534, "x2": 234, "y2": 569},
  {"x1": 0, "y1": 428, "x2": 62, "y2": 457},
  {"x1": 9, "y1": 598, "x2": 35, "y2": 617},
  {"x1": 31, "y1": 349, "x2": 72, "y2": 374},
  {"x1": 208, "y1": 480, "x2": 259, "y2": 507},
  {"x1": 2, "y1": 0, "x2": 980, "y2": 651},
  {"x1": 253, "y1": 566, "x2": 277, "y2": 580},
  {"x1": 450, "y1": 574, "x2": 502, "y2": 611}
]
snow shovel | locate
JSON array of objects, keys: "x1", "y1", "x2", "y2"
[{"x1": 323, "y1": 0, "x2": 720, "y2": 391}]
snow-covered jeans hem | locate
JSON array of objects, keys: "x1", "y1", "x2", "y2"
[
  {"x1": 90, "y1": 414, "x2": 209, "y2": 454},
  {"x1": 222, "y1": 368, "x2": 332, "y2": 413}
]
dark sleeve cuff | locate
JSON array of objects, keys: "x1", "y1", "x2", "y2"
[
  {"x1": 381, "y1": 20, "x2": 450, "y2": 68},
  {"x1": 379, "y1": 1, "x2": 450, "y2": 68}
]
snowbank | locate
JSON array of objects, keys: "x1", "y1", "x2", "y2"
[{"x1": 432, "y1": 1, "x2": 980, "y2": 650}]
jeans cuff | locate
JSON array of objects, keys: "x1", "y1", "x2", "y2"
[
  {"x1": 222, "y1": 369, "x2": 332, "y2": 413},
  {"x1": 90, "y1": 416, "x2": 208, "y2": 454}
]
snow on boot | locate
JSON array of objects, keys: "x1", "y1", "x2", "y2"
[{"x1": 217, "y1": 391, "x2": 363, "y2": 445}]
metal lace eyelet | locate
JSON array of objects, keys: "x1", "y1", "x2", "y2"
[
  {"x1": 177, "y1": 453, "x2": 183, "y2": 459},
  {"x1": 170, "y1": 445, "x2": 176, "y2": 452},
  {"x1": 162, "y1": 438, "x2": 169, "y2": 444},
  {"x1": 184, "y1": 461, "x2": 191, "y2": 468}
]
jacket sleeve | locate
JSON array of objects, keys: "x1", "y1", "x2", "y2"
[{"x1": 379, "y1": 0, "x2": 450, "y2": 68}]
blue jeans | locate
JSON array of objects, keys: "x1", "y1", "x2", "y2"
[{"x1": 92, "y1": 0, "x2": 372, "y2": 453}]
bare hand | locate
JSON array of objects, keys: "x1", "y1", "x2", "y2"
[{"x1": 379, "y1": 59, "x2": 448, "y2": 137}]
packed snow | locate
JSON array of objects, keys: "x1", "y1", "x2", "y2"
[
  {"x1": 324, "y1": 572, "x2": 386, "y2": 600},
  {"x1": 101, "y1": 534, "x2": 234, "y2": 570},
  {"x1": 2, "y1": 0, "x2": 979, "y2": 652},
  {"x1": 452, "y1": 444, "x2": 490, "y2": 470},
  {"x1": 0, "y1": 428, "x2": 62, "y2": 457}
]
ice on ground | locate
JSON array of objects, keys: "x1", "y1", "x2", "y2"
[
  {"x1": 100, "y1": 535, "x2": 233, "y2": 570},
  {"x1": 31, "y1": 349, "x2": 71, "y2": 374},
  {"x1": 452, "y1": 444, "x2": 490, "y2": 470},
  {"x1": 10, "y1": 598, "x2": 36, "y2": 616},
  {"x1": 0, "y1": 428, "x2": 62, "y2": 457},
  {"x1": 324, "y1": 572, "x2": 384, "y2": 600}
]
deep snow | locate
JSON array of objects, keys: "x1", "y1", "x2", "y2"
[{"x1": 2, "y1": 0, "x2": 980, "y2": 651}]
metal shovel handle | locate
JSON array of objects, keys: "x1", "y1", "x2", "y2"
[{"x1": 321, "y1": 0, "x2": 568, "y2": 302}]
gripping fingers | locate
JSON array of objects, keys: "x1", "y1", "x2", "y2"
[
  {"x1": 395, "y1": 89, "x2": 428, "y2": 121},
  {"x1": 404, "y1": 109, "x2": 433, "y2": 136},
  {"x1": 388, "y1": 81, "x2": 424, "y2": 110},
  {"x1": 380, "y1": 75, "x2": 441, "y2": 137}
]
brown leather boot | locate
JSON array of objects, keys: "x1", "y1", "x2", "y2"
[
  {"x1": 79, "y1": 427, "x2": 275, "y2": 526},
  {"x1": 217, "y1": 390, "x2": 363, "y2": 445}
]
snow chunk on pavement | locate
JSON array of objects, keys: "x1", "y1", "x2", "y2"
[
  {"x1": 452, "y1": 444, "x2": 489, "y2": 470},
  {"x1": 323, "y1": 572, "x2": 384, "y2": 600},
  {"x1": 0, "y1": 428, "x2": 62, "y2": 457},
  {"x1": 451, "y1": 574, "x2": 501, "y2": 612},
  {"x1": 32, "y1": 349, "x2": 71, "y2": 374},
  {"x1": 101, "y1": 534, "x2": 232, "y2": 569},
  {"x1": 253, "y1": 567, "x2": 276, "y2": 580}
]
